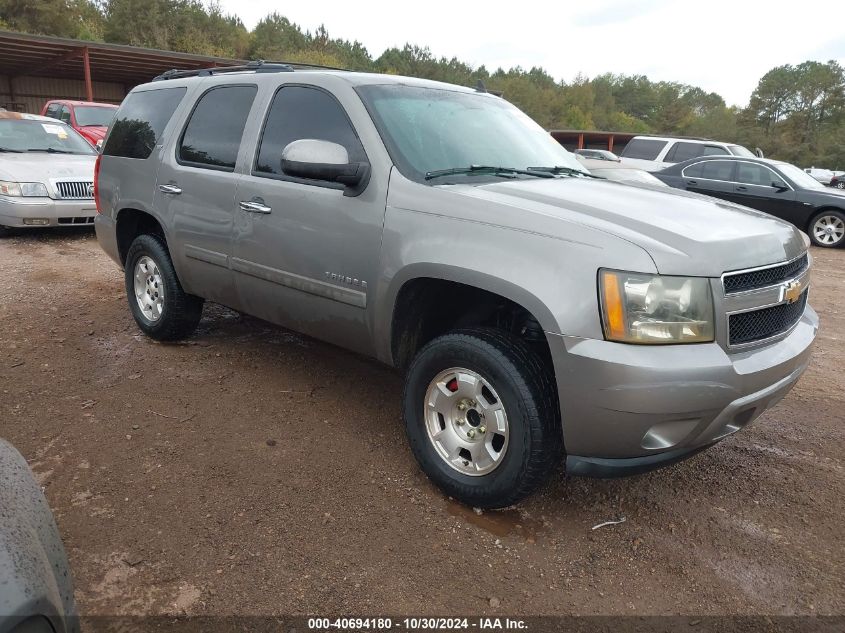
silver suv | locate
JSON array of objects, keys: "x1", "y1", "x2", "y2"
[{"x1": 94, "y1": 63, "x2": 818, "y2": 508}]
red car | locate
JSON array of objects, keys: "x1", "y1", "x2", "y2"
[{"x1": 40, "y1": 100, "x2": 118, "y2": 147}]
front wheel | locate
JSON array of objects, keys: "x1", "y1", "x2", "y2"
[
  {"x1": 124, "y1": 234, "x2": 204, "y2": 340},
  {"x1": 836, "y1": 181, "x2": 845, "y2": 189},
  {"x1": 403, "y1": 328, "x2": 562, "y2": 508},
  {"x1": 809, "y1": 210, "x2": 845, "y2": 248}
]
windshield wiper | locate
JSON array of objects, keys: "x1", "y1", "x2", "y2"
[
  {"x1": 527, "y1": 165, "x2": 601, "y2": 178},
  {"x1": 425, "y1": 165, "x2": 554, "y2": 181},
  {"x1": 27, "y1": 148, "x2": 74, "y2": 154},
  {"x1": 0, "y1": 147, "x2": 24, "y2": 153}
]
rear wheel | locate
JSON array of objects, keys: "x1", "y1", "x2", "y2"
[
  {"x1": 836, "y1": 181, "x2": 845, "y2": 189},
  {"x1": 124, "y1": 234, "x2": 204, "y2": 340},
  {"x1": 403, "y1": 327, "x2": 562, "y2": 508},
  {"x1": 809, "y1": 210, "x2": 845, "y2": 248}
]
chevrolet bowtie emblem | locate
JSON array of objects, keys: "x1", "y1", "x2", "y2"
[{"x1": 783, "y1": 279, "x2": 803, "y2": 304}]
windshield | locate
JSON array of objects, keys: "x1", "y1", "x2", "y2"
[
  {"x1": 0, "y1": 118, "x2": 96, "y2": 154},
  {"x1": 74, "y1": 105, "x2": 117, "y2": 127},
  {"x1": 778, "y1": 163, "x2": 826, "y2": 190},
  {"x1": 591, "y1": 167, "x2": 666, "y2": 186},
  {"x1": 357, "y1": 84, "x2": 586, "y2": 183},
  {"x1": 728, "y1": 144, "x2": 755, "y2": 158}
]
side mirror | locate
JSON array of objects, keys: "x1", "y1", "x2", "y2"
[
  {"x1": 281, "y1": 139, "x2": 368, "y2": 191},
  {"x1": 772, "y1": 181, "x2": 788, "y2": 192}
]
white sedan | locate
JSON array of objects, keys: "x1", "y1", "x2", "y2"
[{"x1": 0, "y1": 111, "x2": 98, "y2": 235}]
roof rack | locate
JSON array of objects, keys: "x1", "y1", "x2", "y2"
[{"x1": 152, "y1": 58, "x2": 351, "y2": 81}]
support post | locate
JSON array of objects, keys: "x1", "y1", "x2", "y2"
[
  {"x1": 82, "y1": 46, "x2": 93, "y2": 102},
  {"x1": 578, "y1": 133, "x2": 584, "y2": 150},
  {"x1": 608, "y1": 135, "x2": 614, "y2": 152}
]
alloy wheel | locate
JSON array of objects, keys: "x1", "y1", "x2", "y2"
[
  {"x1": 424, "y1": 368, "x2": 509, "y2": 476},
  {"x1": 133, "y1": 255, "x2": 165, "y2": 322}
]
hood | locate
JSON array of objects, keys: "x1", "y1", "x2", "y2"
[
  {"x1": 0, "y1": 153, "x2": 96, "y2": 196},
  {"x1": 806, "y1": 187, "x2": 845, "y2": 202},
  {"x1": 76, "y1": 126, "x2": 107, "y2": 143},
  {"x1": 447, "y1": 178, "x2": 806, "y2": 277}
]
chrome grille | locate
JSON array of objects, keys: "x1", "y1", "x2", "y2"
[
  {"x1": 728, "y1": 290, "x2": 808, "y2": 345},
  {"x1": 55, "y1": 181, "x2": 94, "y2": 200},
  {"x1": 723, "y1": 254, "x2": 808, "y2": 294}
]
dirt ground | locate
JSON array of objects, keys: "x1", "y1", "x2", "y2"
[{"x1": 0, "y1": 228, "x2": 843, "y2": 618}]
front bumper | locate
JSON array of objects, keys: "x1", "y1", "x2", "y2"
[
  {"x1": 549, "y1": 304, "x2": 818, "y2": 476},
  {"x1": 0, "y1": 196, "x2": 96, "y2": 228}
]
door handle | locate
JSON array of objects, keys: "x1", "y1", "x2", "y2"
[
  {"x1": 158, "y1": 184, "x2": 182, "y2": 194},
  {"x1": 687, "y1": 180, "x2": 698, "y2": 186},
  {"x1": 238, "y1": 198, "x2": 272, "y2": 214},
  {"x1": 736, "y1": 186, "x2": 748, "y2": 192}
]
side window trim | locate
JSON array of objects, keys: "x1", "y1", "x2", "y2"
[
  {"x1": 662, "y1": 142, "x2": 677, "y2": 163},
  {"x1": 175, "y1": 83, "x2": 258, "y2": 173},
  {"x1": 250, "y1": 82, "x2": 369, "y2": 191}
]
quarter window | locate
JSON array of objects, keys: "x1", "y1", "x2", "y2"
[
  {"x1": 255, "y1": 86, "x2": 365, "y2": 179},
  {"x1": 621, "y1": 138, "x2": 667, "y2": 161},
  {"x1": 103, "y1": 87, "x2": 187, "y2": 159},
  {"x1": 178, "y1": 85, "x2": 257, "y2": 171},
  {"x1": 702, "y1": 145, "x2": 728, "y2": 156},
  {"x1": 45, "y1": 103, "x2": 61, "y2": 119}
]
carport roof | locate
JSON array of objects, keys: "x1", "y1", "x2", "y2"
[{"x1": 0, "y1": 30, "x2": 245, "y2": 85}]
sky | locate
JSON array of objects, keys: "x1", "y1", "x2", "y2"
[{"x1": 216, "y1": 0, "x2": 845, "y2": 107}]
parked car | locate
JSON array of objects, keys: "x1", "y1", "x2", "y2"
[
  {"x1": 0, "y1": 439, "x2": 78, "y2": 633},
  {"x1": 577, "y1": 156, "x2": 668, "y2": 187},
  {"x1": 573, "y1": 148, "x2": 620, "y2": 162},
  {"x1": 829, "y1": 173, "x2": 845, "y2": 190},
  {"x1": 40, "y1": 100, "x2": 118, "y2": 148},
  {"x1": 804, "y1": 167, "x2": 835, "y2": 185},
  {"x1": 656, "y1": 155, "x2": 845, "y2": 248},
  {"x1": 620, "y1": 135, "x2": 756, "y2": 172},
  {"x1": 95, "y1": 63, "x2": 817, "y2": 508},
  {"x1": 0, "y1": 112, "x2": 98, "y2": 235}
]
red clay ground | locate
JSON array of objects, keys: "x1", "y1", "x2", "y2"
[{"x1": 1, "y1": 229, "x2": 843, "y2": 617}]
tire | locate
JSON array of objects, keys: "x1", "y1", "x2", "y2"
[
  {"x1": 124, "y1": 234, "x2": 204, "y2": 340},
  {"x1": 808, "y1": 210, "x2": 845, "y2": 248},
  {"x1": 836, "y1": 181, "x2": 845, "y2": 189},
  {"x1": 403, "y1": 327, "x2": 562, "y2": 508},
  {"x1": 0, "y1": 225, "x2": 12, "y2": 237}
]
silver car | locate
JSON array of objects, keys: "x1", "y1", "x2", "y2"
[
  {"x1": 94, "y1": 64, "x2": 818, "y2": 507},
  {"x1": 0, "y1": 112, "x2": 98, "y2": 235}
]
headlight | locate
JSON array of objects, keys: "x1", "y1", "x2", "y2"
[
  {"x1": 0, "y1": 181, "x2": 49, "y2": 197},
  {"x1": 599, "y1": 269, "x2": 715, "y2": 344}
]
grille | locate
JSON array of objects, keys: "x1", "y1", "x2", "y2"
[
  {"x1": 723, "y1": 254, "x2": 808, "y2": 294},
  {"x1": 729, "y1": 290, "x2": 808, "y2": 345},
  {"x1": 55, "y1": 181, "x2": 93, "y2": 200}
]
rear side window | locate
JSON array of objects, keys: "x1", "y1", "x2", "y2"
[
  {"x1": 178, "y1": 85, "x2": 257, "y2": 171},
  {"x1": 44, "y1": 103, "x2": 61, "y2": 118},
  {"x1": 254, "y1": 85, "x2": 366, "y2": 178},
  {"x1": 698, "y1": 160, "x2": 735, "y2": 181},
  {"x1": 665, "y1": 142, "x2": 704, "y2": 164},
  {"x1": 104, "y1": 87, "x2": 187, "y2": 159},
  {"x1": 621, "y1": 138, "x2": 667, "y2": 160},
  {"x1": 59, "y1": 106, "x2": 71, "y2": 124},
  {"x1": 703, "y1": 145, "x2": 728, "y2": 156}
]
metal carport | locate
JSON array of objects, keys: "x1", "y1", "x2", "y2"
[{"x1": 0, "y1": 30, "x2": 244, "y2": 112}]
